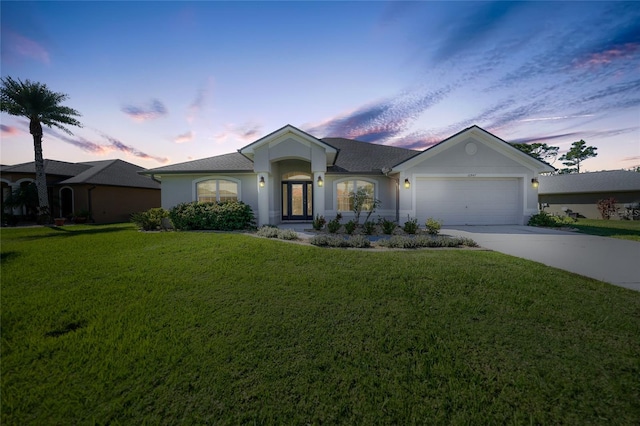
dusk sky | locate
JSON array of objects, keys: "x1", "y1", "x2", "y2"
[{"x1": 1, "y1": 1, "x2": 639, "y2": 172}]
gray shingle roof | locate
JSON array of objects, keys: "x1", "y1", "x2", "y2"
[
  {"x1": 1, "y1": 159, "x2": 159, "y2": 189},
  {"x1": 61, "y1": 159, "x2": 160, "y2": 189},
  {"x1": 323, "y1": 138, "x2": 418, "y2": 173},
  {"x1": 539, "y1": 170, "x2": 640, "y2": 194},
  {"x1": 142, "y1": 138, "x2": 418, "y2": 175},
  {"x1": 142, "y1": 152, "x2": 254, "y2": 174},
  {"x1": 2, "y1": 159, "x2": 92, "y2": 176}
]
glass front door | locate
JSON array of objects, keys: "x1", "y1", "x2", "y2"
[{"x1": 282, "y1": 181, "x2": 313, "y2": 220}]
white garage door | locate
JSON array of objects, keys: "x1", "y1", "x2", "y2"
[{"x1": 415, "y1": 177, "x2": 521, "y2": 225}]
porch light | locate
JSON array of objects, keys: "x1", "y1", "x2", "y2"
[
  {"x1": 317, "y1": 176, "x2": 323, "y2": 187},
  {"x1": 404, "y1": 178, "x2": 410, "y2": 189},
  {"x1": 531, "y1": 177, "x2": 539, "y2": 188},
  {"x1": 259, "y1": 176, "x2": 265, "y2": 187}
]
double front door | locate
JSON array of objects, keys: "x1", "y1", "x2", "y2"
[{"x1": 282, "y1": 181, "x2": 313, "y2": 221}]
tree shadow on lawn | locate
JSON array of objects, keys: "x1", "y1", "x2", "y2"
[
  {"x1": 572, "y1": 224, "x2": 640, "y2": 239},
  {"x1": 0, "y1": 251, "x2": 20, "y2": 264},
  {"x1": 20, "y1": 225, "x2": 132, "y2": 241}
]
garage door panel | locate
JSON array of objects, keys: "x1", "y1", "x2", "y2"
[{"x1": 416, "y1": 178, "x2": 521, "y2": 225}]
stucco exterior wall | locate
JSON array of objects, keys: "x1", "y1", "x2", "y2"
[
  {"x1": 160, "y1": 173, "x2": 258, "y2": 217},
  {"x1": 397, "y1": 136, "x2": 540, "y2": 224}
]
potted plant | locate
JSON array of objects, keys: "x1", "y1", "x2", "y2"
[
  {"x1": 73, "y1": 209, "x2": 90, "y2": 224},
  {"x1": 54, "y1": 217, "x2": 66, "y2": 226}
]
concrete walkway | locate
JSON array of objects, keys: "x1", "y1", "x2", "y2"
[{"x1": 443, "y1": 225, "x2": 640, "y2": 292}]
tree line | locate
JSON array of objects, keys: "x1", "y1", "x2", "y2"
[{"x1": 510, "y1": 140, "x2": 598, "y2": 174}]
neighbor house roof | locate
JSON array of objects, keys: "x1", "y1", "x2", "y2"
[
  {"x1": 2, "y1": 159, "x2": 92, "y2": 177},
  {"x1": 1, "y1": 159, "x2": 160, "y2": 189},
  {"x1": 539, "y1": 170, "x2": 640, "y2": 194},
  {"x1": 60, "y1": 159, "x2": 160, "y2": 189}
]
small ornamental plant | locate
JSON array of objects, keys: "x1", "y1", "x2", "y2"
[
  {"x1": 312, "y1": 214, "x2": 326, "y2": 230},
  {"x1": 344, "y1": 219, "x2": 357, "y2": 235},
  {"x1": 425, "y1": 217, "x2": 442, "y2": 235},
  {"x1": 327, "y1": 213, "x2": 342, "y2": 233},
  {"x1": 402, "y1": 216, "x2": 419, "y2": 234}
]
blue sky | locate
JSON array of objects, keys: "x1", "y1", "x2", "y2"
[{"x1": 1, "y1": 1, "x2": 639, "y2": 172}]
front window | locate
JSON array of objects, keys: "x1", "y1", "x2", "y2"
[
  {"x1": 337, "y1": 180, "x2": 375, "y2": 211},
  {"x1": 197, "y1": 179, "x2": 238, "y2": 202}
]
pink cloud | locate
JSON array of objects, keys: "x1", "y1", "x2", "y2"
[
  {"x1": 573, "y1": 43, "x2": 639, "y2": 69},
  {"x1": 1, "y1": 124, "x2": 21, "y2": 137},
  {"x1": 214, "y1": 122, "x2": 262, "y2": 143},
  {"x1": 174, "y1": 131, "x2": 194, "y2": 144},
  {"x1": 4, "y1": 31, "x2": 50, "y2": 64}
]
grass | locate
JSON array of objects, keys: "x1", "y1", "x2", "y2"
[
  {"x1": 2, "y1": 224, "x2": 640, "y2": 424},
  {"x1": 571, "y1": 218, "x2": 640, "y2": 241}
]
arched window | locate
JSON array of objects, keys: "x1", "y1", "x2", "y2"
[
  {"x1": 282, "y1": 171, "x2": 312, "y2": 181},
  {"x1": 336, "y1": 179, "x2": 375, "y2": 211},
  {"x1": 196, "y1": 179, "x2": 238, "y2": 203}
]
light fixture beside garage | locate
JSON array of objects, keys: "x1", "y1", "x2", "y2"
[
  {"x1": 259, "y1": 176, "x2": 265, "y2": 187},
  {"x1": 404, "y1": 178, "x2": 411, "y2": 189},
  {"x1": 531, "y1": 177, "x2": 539, "y2": 188}
]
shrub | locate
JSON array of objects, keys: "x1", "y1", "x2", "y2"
[
  {"x1": 344, "y1": 219, "x2": 357, "y2": 235},
  {"x1": 169, "y1": 201, "x2": 254, "y2": 231},
  {"x1": 312, "y1": 214, "x2": 326, "y2": 230},
  {"x1": 425, "y1": 217, "x2": 442, "y2": 235},
  {"x1": 528, "y1": 211, "x2": 576, "y2": 227},
  {"x1": 362, "y1": 221, "x2": 376, "y2": 235},
  {"x1": 597, "y1": 197, "x2": 618, "y2": 220},
  {"x1": 309, "y1": 234, "x2": 370, "y2": 248},
  {"x1": 256, "y1": 226, "x2": 280, "y2": 238},
  {"x1": 276, "y1": 229, "x2": 299, "y2": 240},
  {"x1": 256, "y1": 226, "x2": 299, "y2": 240},
  {"x1": 131, "y1": 208, "x2": 169, "y2": 231},
  {"x1": 309, "y1": 234, "x2": 349, "y2": 247},
  {"x1": 402, "y1": 216, "x2": 419, "y2": 234},
  {"x1": 327, "y1": 213, "x2": 342, "y2": 233},
  {"x1": 377, "y1": 235, "x2": 478, "y2": 249},
  {"x1": 350, "y1": 187, "x2": 381, "y2": 224},
  {"x1": 380, "y1": 217, "x2": 397, "y2": 234},
  {"x1": 347, "y1": 235, "x2": 371, "y2": 248}
]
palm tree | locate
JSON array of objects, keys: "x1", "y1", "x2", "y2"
[{"x1": 1, "y1": 77, "x2": 82, "y2": 221}]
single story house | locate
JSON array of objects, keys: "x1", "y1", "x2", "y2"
[
  {"x1": 1, "y1": 159, "x2": 161, "y2": 223},
  {"x1": 142, "y1": 124, "x2": 554, "y2": 226},
  {"x1": 539, "y1": 170, "x2": 640, "y2": 219}
]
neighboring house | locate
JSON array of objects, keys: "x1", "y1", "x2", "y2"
[
  {"x1": 142, "y1": 124, "x2": 554, "y2": 226},
  {"x1": 1, "y1": 159, "x2": 161, "y2": 223},
  {"x1": 539, "y1": 171, "x2": 640, "y2": 219}
]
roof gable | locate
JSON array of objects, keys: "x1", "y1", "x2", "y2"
[
  {"x1": 392, "y1": 125, "x2": 555, "y2": 173},
  {"x1": 239, "y1": 124, "x2": 338, "y2": 166}
]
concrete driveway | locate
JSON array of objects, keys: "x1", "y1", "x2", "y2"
[{"x1": 442, "y1": 225, "x2": 640, "y2": 292}]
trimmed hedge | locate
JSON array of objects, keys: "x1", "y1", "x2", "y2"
[
  {"x1": 131, "y1": 208, "x2": 169, "y2": 231},
  {"x1": 169, "y1": 201, "x2": 255, "y2": 231}
]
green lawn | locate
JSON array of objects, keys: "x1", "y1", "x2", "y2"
[
  {"x1": 571, "y1": 218, "x2": 640, "y2": 241},
  {"x1": 2, "y1": 224, "x2": 639, "y2": 424}
]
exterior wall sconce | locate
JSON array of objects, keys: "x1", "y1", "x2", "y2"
[
  {"x1": 317, "y1": 176, "x2": 323, "y2": 187},
  {"x1": 531, "y1": 177, "x2": 539, "y2": 188},
  {"x1": 259, "y1": 176, "x2": 265, "y2": 187},
  {"x1": 404, "y1": 178, "x2": 411, "y2": 189}
]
